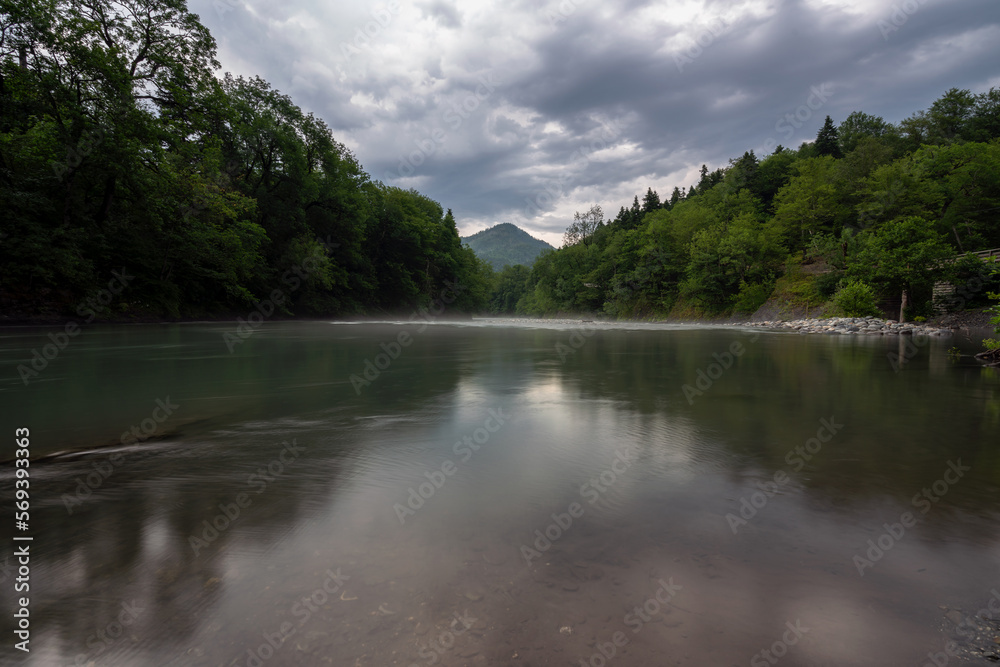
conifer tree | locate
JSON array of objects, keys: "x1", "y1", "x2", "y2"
[
  {"x1": 642, "y1": 187, "x2": 661, "y2": 213},
  {"x1": 668, "y1": 187, "x2": 681, "y2": 208},
  {"x1": 815, "y1": 115, "x2": 843, "y2": 158}
]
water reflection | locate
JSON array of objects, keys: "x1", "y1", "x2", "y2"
[{"x1": 0, "y1": 321, "x2": 999, "y2": 666}]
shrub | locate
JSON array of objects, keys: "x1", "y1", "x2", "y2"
[
  {"x1": 984, "y1": 290, "x2": 1000, "y2": 351},
  {"x1": 814, "y1": 271, "x2": 842, "y2": 298},
  {"x1": 733, "y1": 280, "x2": 774, "y2": 314},
  {"x1": 833, "y1": 280, "x2": 882, "y2": 317}
]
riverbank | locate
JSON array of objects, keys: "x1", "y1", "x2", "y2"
[
  {"x1": 744, "y1": 316, "x2": 953, "y2": 336},
  {"x1": 1, "y1": 308, "x2": 991, "y2": 342},
  {"x1": 0, "y1": 311, "x2": 477, "y2": 327}
]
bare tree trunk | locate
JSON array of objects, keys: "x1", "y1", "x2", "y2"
[{"x1": 899, "y1": 289, "x2": 908, "y2": 323}]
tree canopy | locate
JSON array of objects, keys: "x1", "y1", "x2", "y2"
[
  {"x1": 0, "y1": 0, "x2": 490, "y2": 317},
  {"x1": 485, "y1": 88, "x2": 1000, "y2": 320},
  {"x1": 2, "y1": 8, "x2": 998, "y2": 325}
]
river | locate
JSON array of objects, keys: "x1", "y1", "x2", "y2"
[{"x1": 1, "y1": 319, "x2": 999, "y2": 666}]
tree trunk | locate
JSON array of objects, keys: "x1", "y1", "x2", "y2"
[
  {"x1": 899, "y1": 288, "x2": 908, "y2": 323},
  {"x1": 95, "y1": 174, "x2": 117, "y2": 225}
]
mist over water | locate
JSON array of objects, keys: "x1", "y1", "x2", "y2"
[{"x1": 1, "y1": 320, "x2": 999, "y2": 666}]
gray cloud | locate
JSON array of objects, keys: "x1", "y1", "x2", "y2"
[
  {"x1": 418, "y1": 0, "x2": 463, "y2": 28},
  {"x1": 189, "y1": 0, "x2": 1000, "y2": 246}
]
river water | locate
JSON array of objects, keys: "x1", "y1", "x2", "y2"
[{"x1": 1, "y1": 319, "x2": 999, "y2": 666}]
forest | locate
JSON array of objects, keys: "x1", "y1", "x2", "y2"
[
  {"x1": 2, "y1": 0, "x2": 998, "y2": 327},
  {"x1": 460, "y1": 223, "x2": 553, "y2": 272},
  {"x1": 0, "y1": 0, "x2": 492, "y2": 319},
  {"x1": 495, "y1": 90, "x2": 1000, "y2": 323}
]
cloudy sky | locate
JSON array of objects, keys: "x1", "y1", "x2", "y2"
[{"x1": 187, "y1": 0, "x2": 1000, "y2": 247}]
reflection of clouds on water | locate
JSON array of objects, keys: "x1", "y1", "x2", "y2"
[{"x1": 3, "y1": 322, "x2": 1000, "y2": 665}]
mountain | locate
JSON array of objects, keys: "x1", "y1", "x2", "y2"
[{"x1": 461, "y1": 223, "x2": 555, "y2": 271}]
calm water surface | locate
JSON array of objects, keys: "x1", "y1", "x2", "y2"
[{"x1": 1, "y1": 319, "x2": 999, "y2": 666}]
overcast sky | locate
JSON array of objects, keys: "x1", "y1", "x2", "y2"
[{"x1": 187, "y1": 0, "x2": 1000, "y2": 247}]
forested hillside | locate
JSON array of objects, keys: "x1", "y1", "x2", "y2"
[
  {"x1": 3, "y1": 0, "x2": 998, "y2": 324},
  {"x1": 0, "y1": 0, "x2": 491, "y2": 319},
  {"x1": 494, "y1": 92, "x2": 1000, "y2": 321},
  {"x1": 461, "y1": 223, "x2": 554, "y2": 271}
]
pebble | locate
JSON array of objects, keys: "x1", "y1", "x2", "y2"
[{"x1": 741, "y1": 316, "x2": 952, "y2": 337}]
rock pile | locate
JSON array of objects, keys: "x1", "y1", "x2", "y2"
[{"x1": 744, "y1": 316, "x2": 952, "y2": 336}]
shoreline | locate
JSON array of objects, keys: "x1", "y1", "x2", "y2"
[
  {"x1": 0, "y1": 310, "x2": 992, "y2": 338},
  {"x1": 742, "y1": 316, "x2": 953, "y2": 337},
  {"x1": 0, "y1": 312, "x2": 477, "y2": 327}
]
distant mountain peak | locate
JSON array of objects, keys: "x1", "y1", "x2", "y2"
[{"x1": 461, "y1": 223, "x2": 554, "y2": 271}]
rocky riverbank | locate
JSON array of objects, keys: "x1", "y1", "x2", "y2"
[{"x1": 745, "y1": 316, "x2": 953, "y2": 336}]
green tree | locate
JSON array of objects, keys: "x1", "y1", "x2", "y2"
[
  {"x1": 0, "y1": 0, "x2": 486, "y2": 318},
  {"x1": 642, "y1": 187, "x2": 660, "y2": 214},
  {"x1": 489, "y1": 264, "x2": 529, "y2": 314},
  {"x1": 753, "y1": 150, "x2": 798, "y2": 211},
  {"x1": 630, "y1": 196, "x2": 642, "y2": 226},
  {"x1": 838, "y1": 111, "x2": 896, "y2": 154},
  {"x1": 857, "y1": 142, "x2": 1000, "y2": 250},
  {"x1": 846, "y1": 216, "x2": 953, "y2": 321},
  {"x1": 833, "y1": 280, "x2": 881, "y2": 317},
  {"x1": 815, "y1": 116, "x2": 842, "y2": 158},
  {"x1": 696, "y1": 165, "x2": 710, "y2": 193},
  {"x1": 667, "y1": 187, "x2": 681, "y2": 208},
  {"x1": 768, "y1": 156, "x2": 846, "y2": 248},
  {"x1": 681, "y1": 213, "x2": 784, "y2": 312},
  {"x1": 966, "y1": 88, "x2": 1000, "y2": 142},
  {"x1": 728, "y1": 150, "x2": 759, "y2": 193},
  {"x1": 899, "y1": 88, "x2": 977, "y2": 148},
  {"x1": 488, "y1": 87, "x2": 1000, "y2": 320}
]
